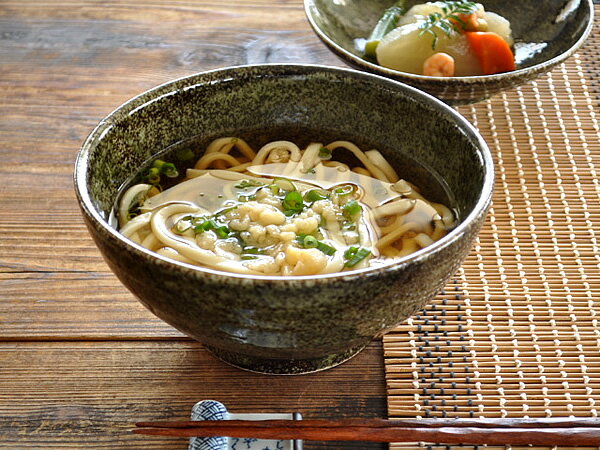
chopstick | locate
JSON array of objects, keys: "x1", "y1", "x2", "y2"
[{"x1": 134, "y1": 418, "x2": 600, "y2": 445}]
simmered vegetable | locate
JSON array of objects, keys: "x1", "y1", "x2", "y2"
[
  {"x1": 367, "y1": 1, "x2": 515, "y2": 76},
  {"x1": 465, "y1": 31, "x2": 516, "y2": 75}
]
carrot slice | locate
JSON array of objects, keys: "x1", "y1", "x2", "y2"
[{"x1": 465, "y1": 31, "x2": 516, "y2": 75}]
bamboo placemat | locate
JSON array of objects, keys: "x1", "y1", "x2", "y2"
[{"x1": 384, "y1": 7, "x2": 600, "y2": 449}]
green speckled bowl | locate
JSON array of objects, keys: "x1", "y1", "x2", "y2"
[
  {"x1": 305, "y1": 0, "x2": 593, "y2": 104},
  {"x1": 74, "y1": 65, "x2": 493, "y2": 374}
]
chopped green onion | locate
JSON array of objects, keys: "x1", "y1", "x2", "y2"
[
  {"x1": 214, "y1": 205, "x2": 238, "y2": 216},
  {"x1": 342, "y1": 222, "x2": 357, "y2": 231},
  {"x1": 194, "y1": 219, "x2": 217, "y2": 233},
  {"x1": 316, "y1": 241, "x2": 336, "y2": 256},
  {"x1": 319, "y1": 215, "x2": 327, "y2": 229},
  {"x1": 238, "y1": 194, "x2": 256, "y2": 202},
  {"x1": 343, "y1": 199, "x2": 363, "y2": 220},
  {"x1": 318, "y1": 147, "x2": 332, "y2": 160},
  {"x1": 191, "y1": 217, "x2": 231, "y2": 239},
  {"x1": 241, "y1": 246, "x2": 268, "y2": 259},
  {"x1": 282, "y1": 191, "x2": 304, "y2": 215},
  {"x1": 344, "y1": 246, "x2": 372, "y2": 267},
  {"x1": 269, "y1": 184, "x2": 281, "y2": 196},
  {"x1": 235, "y1": 179, "x2": 265, "y2": 189},
  {"x1": 145, "y1": 167, "x2": 161, "y2": 184},
  {"x1": 302, "y1": 235, "x2": 319, "y2": 249},
  {"x1": 153, "y1": 159, "x2": 179, "y2": 178},
  {"x1": 176, "y1": 148, "x2": 195, "y2": 161},
  {"x1": 333, "y1": 184, "x2": 356, "y2": 196},
  {"x1": 215, "y1": 225, "x2": 230, "y2": 239},
  {"x1": 242, "y1": 247, "x2": 266, "y2": 255},
  {"x1": 296, "y1": 234, "x2": 336, "y2": 256},
  {"x1": 274, "y1": 177, "x2": 296, "y2": 192},
  {"x1": 160, "y1": 162, "x2": 178, "y2": 178},
  {"x1": 241, "y1": 255, "x2": 259, "y2": 260},
  {"x1": 304, "y1": 189, "x2": 329, "y2": 203},
  {"x1": 126, "y1": 191, "x2": 148, "y2": 220}
]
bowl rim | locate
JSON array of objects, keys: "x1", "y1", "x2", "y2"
[
  {"x1": 303, "y1": 0, "x2": 594, "y2": 83},
  {"x1": 74, "y1": 63, "x2": 494, "y2": 283}
]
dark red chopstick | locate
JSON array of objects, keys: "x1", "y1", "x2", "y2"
[{"x1": 134, "y1": 417, "x2": 600, "y2": 445}]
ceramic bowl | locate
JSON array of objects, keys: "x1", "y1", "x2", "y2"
[
  {"x1": 74, "y1": 64, "x2": 493, "y2": 374},
  {"x1": 304, "y1": 0, "x2": 594, "y2": 104}
]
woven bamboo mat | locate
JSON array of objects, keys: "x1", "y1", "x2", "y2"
[{"x1": 384, "y1": 6, "x2": 600, "y2": 449}]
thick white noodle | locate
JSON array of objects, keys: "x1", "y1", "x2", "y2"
[
  {"x1": 376, "y1": 221, "x2": 420, "y2": 250},
  {"x1": 141, "y1": 233, "x2": 161, "y2": 251},
  {"x1": 415, "y1": 233, "x2": 434, "y2": 248},
  {"x1": 156, "y1": 247, "x2": 196, "y2": 265},
  {"x1": 150, "y1": 202, "x2": 258, "y2": 275},
  {"x1": 325, "y1": 141, "x2": 389, "y2": 181},
  {"x1": 391, "y1": 179, "x2": 414, "y2": 196},
  {"x1": 373, "y1": 198, "x2": 416, "y2": 218},
  {"x1": 299, "y1": 143, "x2": 322, "y2": 173},
  {"x1": 397, "y1": 237, "x2": 419, "y2": 257},
  {"x1": 321, "y1": 249, "x2": 345, "y2": 274},
  {"x1": 431, "y1": 219, "x2": 447, "y2": 241},
  {"x1": 377, "y1": 214, "x2": 405, "y2": 234},
  {"x1": 322, "y1": 161, "x2": 349, "y2": 171},
  {"x1": 119, "y1": 139, "x2": 455, "y2": 275},
  {"x1": 358, "y1": 214, "x2": 377, "y2": 249},
  {"x1": 252, "y1": 141, "x2": 301, "y2": 165},
  {"x1": 432, "y1": 202, "x2": 456, "y2": 227},
  {"x1": 321, "y1": 208, "x2": 345, "y2": 246},
  {"x1": 206, "y1": 137, "x2": 256, "y2": 160},
  {"x1": 186, "y1": 169, "x2": 260, "y2": 181},
  {"x1": 365, "y1": 149, "x2": 400, "y2": 182},
  {"x1": 118, "y1": 184, "x2": 152, "y2": 227},
  {"x1": 194, "y1": 152, "x2": 241, "y2": 170},
  {"x1": 352, "y1": 167, "x2": 371, "y2": 177},
  {"x1": 120, "y1": 211, "x2": 152, "y2": 238}
]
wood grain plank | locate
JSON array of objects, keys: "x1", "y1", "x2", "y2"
[
  {"x1": 0, "y1": 272, "x2": 181, "y2": 338},
  {"x1": 0, "y1": 340, "x2": 387, "y2": 449},
  {"x1": 0, "y1": 0, "x2": 343, "y2": 278},
  {"x1": 0, "y1": 1, "x2": 387, "y2": 448},
  {"x1": 0, "y1": 190, "x2": 107, "y2": 273}
]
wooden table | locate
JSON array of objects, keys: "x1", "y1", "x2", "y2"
[{"x1": 0, "y1": 1, "x2": 387, "y2": 448}]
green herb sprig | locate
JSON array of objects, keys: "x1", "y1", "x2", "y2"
[{"x1": 418, "y1": 0, "x2": 479, "y2": 50}]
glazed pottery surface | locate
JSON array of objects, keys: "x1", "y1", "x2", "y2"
[
  {"x1": 74, "y1": 64, "x2": 493, "y2": 374},
  {"x1": 189, "y1": 400, "x2": 302, "y2": 449},
  {"x1": 304, "y1": 0, "x2": 593, "y2": 104}
]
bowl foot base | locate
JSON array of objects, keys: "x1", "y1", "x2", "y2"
[{"x1": 205, "y1": 344, "x2": 367, "y2": 375}]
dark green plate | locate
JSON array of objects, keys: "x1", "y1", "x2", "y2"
[{"x1": 305, "y1": 0, "x2": 594, "y2": 104}]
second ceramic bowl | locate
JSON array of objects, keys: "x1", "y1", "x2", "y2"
[{"x1": 305, "y1": 0, "x2": 594, "y2": 104}]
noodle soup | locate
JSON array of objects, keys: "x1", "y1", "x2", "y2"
[{"x1": 117, "y1": 137, "x2": 457, "y2": 276}]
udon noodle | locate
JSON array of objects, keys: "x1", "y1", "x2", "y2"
[{"x1": 117, "y1": 138, "x2": 456, "y2": 276}]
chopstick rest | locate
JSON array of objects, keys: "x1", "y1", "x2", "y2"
[
  {"x1": 187, "y1": 400, "x2": 303, "y2": 450},
  {"x1": 189, "y1": 401, "x2": 228, "y2": 450}
]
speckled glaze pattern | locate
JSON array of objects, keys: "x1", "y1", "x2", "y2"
[
  {"x1": 74, "y1": 65, "x2": 494, "y2": 374},
  {"x1": 304, "y1": 0, "x2": 594, "y2": 104}
]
